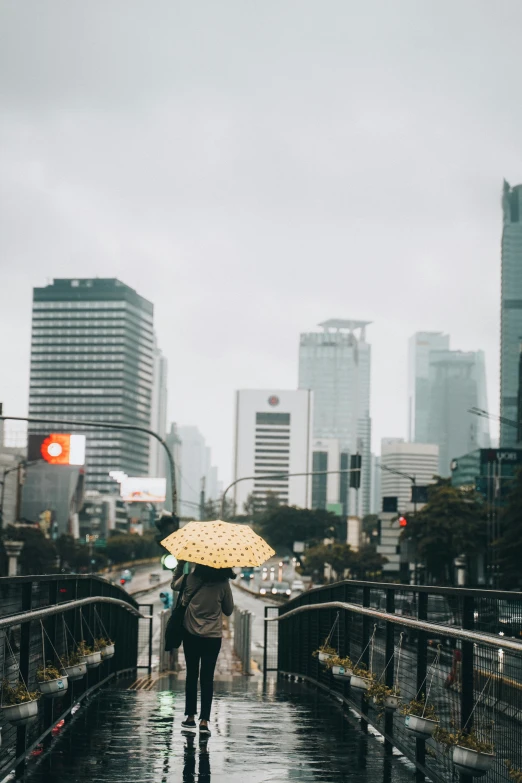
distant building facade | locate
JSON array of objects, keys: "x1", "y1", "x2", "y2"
[
  {"x1": 28, "y1": 278, "x2": 154, "y2": 493},
  {"x1": 233, "y1": 389, "x2": 313, "y2": 513},
  {"x1": 408, "y1": 332, "x2": 450, "y2": 442},
  {"x1": 298, "y1": 320, "x2": 372, "y2": 517},
  {"x1": 177, "y1": 425, "x2": 220, "y2": 518},
  {"x1": 500, "y1": 181, "x2": 522, "y2": 447},
  {"x1": 149, "y1": 337, "x2": 168, "y2": 479},
  {"x1": 427, "y1": 350, "x2": 490, "y2": 475},
  {"x1": 377, "y1": 440, "x2": 439, "y2": 577},
  {"x1": 451, "y1": 447, "x2": 522, "y2": 506},
  {"x1": 311, "y1": 437, "x2": 346, "y2": 515}
]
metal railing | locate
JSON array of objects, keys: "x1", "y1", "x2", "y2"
[
  {"x1": 266, "y1": 579, "x2": 522, "y2": 783},
  {"x1": 233, "y1": 607, "x2": 252, "y2": 675},
  {"x1": 0, "y1": 574, "x2": 151, "y2": 778}
]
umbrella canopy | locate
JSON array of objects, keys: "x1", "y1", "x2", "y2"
[{"x1": 161, "y1": 520, "x2": 275, "y2": 568}]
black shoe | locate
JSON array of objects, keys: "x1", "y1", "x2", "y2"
[
  {"x1": 199, "y1": 723, "x2": 211, "y2": 736},
  {"x1": 181, "y1": 719, "x2": 197, "y2": 733}
]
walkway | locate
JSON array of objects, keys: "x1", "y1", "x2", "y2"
[{"x1": 23, "y1": 678, "x2": 414, "y2": 783}]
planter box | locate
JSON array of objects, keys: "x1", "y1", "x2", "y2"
[
  {"x1": 332, "y1": 665, "x2": 352, "y2": 681},
  {"x1": 404, "y1": 714, "x2": 438, "y2": 738},
  {"x1": 38, "y1": 676, "x2": 68, "y2": 698},
  {"x1": 452, "y1": 746, "x2": 495, "y2": 777},
  {"x1": 350, "y1": 675, "x2": 372, "y2": 691},
  {"x1": 101, "y1": 644, "x2": 115, "y2": 660},
  {"x1": 81, "y1": 651, "x2": 102, "y2": 669},
  {"x1": 318, "y1": 652, "x2": 334, "y2": 665},
  {"x1": 384, "y1": 695, "x2": 400, "y2": 710},
  {"x1": 1, "y1": 699, "x2": 39, "y2": 726},
  {"x1": 64, "y1": 663, "x2": 87, "y2": 681}
]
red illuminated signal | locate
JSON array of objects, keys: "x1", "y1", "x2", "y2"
[
  {"x1": 41, "y1": 434, "x2": 71, "y2": 465},
  {"x1": 399, "y1": 516, "x2": 408, "y2": 527}
]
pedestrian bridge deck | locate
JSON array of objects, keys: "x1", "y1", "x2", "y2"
[{"x1": 23, "y1": 677, "x2": 413, "y2": 783}]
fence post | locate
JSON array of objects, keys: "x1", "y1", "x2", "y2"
[
  {"x1": 263, "y1": 605, "x2": 268, "y2": 678},
  {"x1": 360, "y1": 586, "x2": 371, "y2": 733},
  {"x1": 384, "y1": 588, "x2": 395, "y2": 755},
  {"x1": 16, "y1": 580, "x2": 33, "y2": 775},
  {"x1": 415, "y1": 591, "x2": 428, "y2": 783},
  {"x1": 460, "y1": 595, "x2": 475, "y2": 783}
]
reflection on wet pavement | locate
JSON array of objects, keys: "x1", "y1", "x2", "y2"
[{"x1": 25, "y1": 678, "x2": 414, "y2": 783}]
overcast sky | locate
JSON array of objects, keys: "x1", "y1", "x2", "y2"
[{"x1": 1, "y1": 0, "x2": 520, "y2": 489}]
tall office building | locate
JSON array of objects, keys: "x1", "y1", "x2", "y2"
[
  {"x1": 177, "y1": 426, "x2": 220, "y2": 518},
  {"x1": 149, "y1": 337, "x2": 168, "y2": 478},
  {"x1": 427, "y1": 350, "x2": 490, "y2": 475},
  {"x1": 233, "y1": 389, "x2": 313, "y2": 512},
  {"x1": 29, "y1": 278, "x2": 154, "y2": 493},
  {"x1": 501, "y1": 181, "x2": 522, "y2": 446},
  {"x1": 299, "y1": 320, "x2": 371, "y2": 517},
  {"x1": 408, "y1": 332, "x2": 450, "y2": 442}
]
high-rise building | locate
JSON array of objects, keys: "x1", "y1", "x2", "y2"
[
  {"x1": 408, "y1": 332, "x2": 450, "y2": 442},
  {"x1": 311, "y1": 437, "x2": 345, "y2": 514},
  {"x1": 29, "y1": 278, "x2": 154, "y2": 493},
  {"x1": 500, "y1": 181, "x2": 522, "y2": 447},
  {"x1": 233, "y1": 389, "x2": 313, "y2": 513},
  {"x1": 177, "y1": 426, "x2": 220, "y2": 518},
  {"x1": 427, "y1": 350, "x2": 490, "y2": 475},
  {"x1": 149, "y1": 337, "x2": 168, "y2": 478},
  {"x1": 299, "y1": 320, "x2": 371, "y2": 517}
]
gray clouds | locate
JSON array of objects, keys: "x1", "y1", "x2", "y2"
[{"x1": 1, "y1": 0, "x2": 520, "y2": 481}]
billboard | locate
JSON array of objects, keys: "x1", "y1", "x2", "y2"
[
  {"x1": 120, "y1": 477, "x2": 166, "y2": 503},
  {"x1": 28, "y1": 433, "x2": 86, "y2": 465}
]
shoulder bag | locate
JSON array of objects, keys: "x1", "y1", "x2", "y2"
[{"x1": 164, "y1": 576, "x2": 204, "y2": 651}]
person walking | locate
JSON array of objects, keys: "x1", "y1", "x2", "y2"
[{"x1": 172, "y1": 560, "x2": 235, "y2": 736}]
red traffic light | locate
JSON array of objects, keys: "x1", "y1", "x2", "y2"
[
  {"x1": 399, "y1": 516, "x2": 408, "y2": 527},
  {"x1": 120, "y1": 579, "x2": 126, "y2": 585}
]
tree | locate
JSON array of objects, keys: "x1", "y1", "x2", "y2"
[
  {"x1": 350, "y1": 545, "x2": 387, "y2": 580},
  {"x1": 301, "y1": 543, "x2": 354, "y2": 582},
  {"x1": 255, "y1": 505, "x2": 341, "y2": 553},
  {"x1": 400, "y1": 479, "x2": 487, "y2": 585},
  {"x1": 495, "y1": 467, "x2": 522, "y2": 589},
  {"x1": 362, "y1": 514, "x2": 380, "y2": 544},
  {"x1": 2, "y1": 525, "x2": 58, "y2": 575}
]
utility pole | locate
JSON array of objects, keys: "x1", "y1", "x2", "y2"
[{"x1": 200, "y1": 476, "x2": 206, "y2": 521}]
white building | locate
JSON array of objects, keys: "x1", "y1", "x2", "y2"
[
  {"x1": 149, "y1": 337, "x2": 168, "y2": 478},
  {"x1": 378, "y1": 439, "x2": 439, "y2": 575},
  {"x1": 299, "y1": 319, "x2": 372, "y2": 517},
  {"x1": 233, "y1": 389, "x2": 313, "y2": 513}
]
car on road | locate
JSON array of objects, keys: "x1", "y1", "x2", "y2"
[
  {"x1": 291, "y1": 579, "x2": 305, "y2": 593},
  {"x1": 259, "y1": 581, "x2": 292, "y2": 597},
  {"x1": 119, "y1": 569, "x2": 133, "y2": 585},
  {"x1": 149, "y1": 573, "x2": 161, "y2": 584}
]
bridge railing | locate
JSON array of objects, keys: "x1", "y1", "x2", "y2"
[
  {"x1": 0, "y1": 574, "x2": 151, "y2": 778},
  {"x1": 267, "y1": 580, "x2": 522, "y2": 783}
]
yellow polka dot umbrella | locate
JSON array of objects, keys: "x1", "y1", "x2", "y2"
[{"x1": 161, "y1": 520, "x2": 275, "y2": 568}]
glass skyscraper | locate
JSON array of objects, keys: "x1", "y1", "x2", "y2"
[
  {"x1": 426, "y1": 349, "x2": 490, "y2": 475},
  {"x1": 29, "y1": 278, "x2": 154, "y2": 492},
  {"x1": 298, "y1": 320, "x2": 371, "y2": 517},
  {"x1": 408, "y1": 331, "x2": 450, "y2": 442},
  {"x1": 500, "y1": 181, "x2": 522, "y2": 446}
]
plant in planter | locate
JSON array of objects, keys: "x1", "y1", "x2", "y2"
[
  {"x1": 367, "y1": 679, "x2": 400, "y2": 711},
  {"x1": 36, "y1": 663, "x2": 68, "y2": 698},
  {"x1": 60, "y1": 650, "x2": 88, "y2": 681},
  {"x1": 95, "y1": 637, "x2": 115, "y2": 659},
  {"x1": 435, "y1": 726, "x2": 495, "y2": 777},
  {"x1": 350, "y1": 664, "x2": 375, "y2": 692},
  {"x1": 312, "y1": 641, "x2": 337, "y2": 665},
  {"x1": 506, "y1": 762, "x2": 522, "y2": 782},
  {"x1": 328, "y1": 655, "x2": 354, "y2": 680},
  {"x1": 77, "y1": 640, "x2": 102, "y2": 669},
  {"x1": 1, "y1": 679, "x2": 41, "y2": 726},
  {"x1": 402, "y1": 696, "x2": 439, "y2": 738}
]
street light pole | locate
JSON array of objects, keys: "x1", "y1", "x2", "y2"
[
  {"x1": 220, "y1": 468, "x2": 360, "y2": 519},
  {"x1": 0, "y1": 415, "x2": 178, "y2": 516}
]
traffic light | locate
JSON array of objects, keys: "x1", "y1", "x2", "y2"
[
  {"x1": 398, "y1": 516, "x2": 408, "y2": 528},
  {"x1": 154, "y1": 512, "x2": 180, "y2": 547},
  {"x1": 349, "y1": 454, "x2": 362, "y2": 489}
]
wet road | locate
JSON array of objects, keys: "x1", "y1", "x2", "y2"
[{"x1": 24, "y1": 678, "x2": 414, "y2": 783}]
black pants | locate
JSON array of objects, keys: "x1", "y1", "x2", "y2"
[{"x1": 183, "y1": 630, "x2": 222, "y2": 721}]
